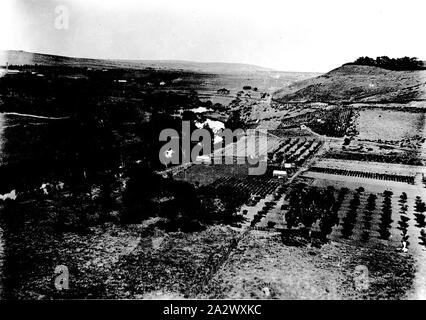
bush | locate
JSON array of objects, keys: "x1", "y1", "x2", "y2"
[
  {"x1": 350, "y1": 56, "x2": 424, "y2": 71},
  {"x1": 121, "y1": 165, "x2": 202, "y2": 224}
]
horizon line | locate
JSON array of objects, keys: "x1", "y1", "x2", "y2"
[{"x1": 0, "y1": 48, "x2": 327, "y2": 74}]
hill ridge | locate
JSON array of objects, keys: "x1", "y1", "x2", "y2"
[
  {"x1": 272, "y1": 64, "x2": 426, "y2": 104},
  {"x1": 0, "y1": 50, "x2": 275, "y2": 74}
]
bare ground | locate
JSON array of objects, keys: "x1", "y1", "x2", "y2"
[
  {"x1": 1, "y1": 218, "x2": 239, "y2": 299},
  {"x1": 200, "y1": 230, "x2": 415, "y2": 300}
]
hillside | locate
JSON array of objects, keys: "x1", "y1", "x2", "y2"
[
  {"x1": 273, "y1": 64, "x2": 426, "y2": 104},
  {"x1": 0, "y1": 50, "x2": 273, "y2": 74}
]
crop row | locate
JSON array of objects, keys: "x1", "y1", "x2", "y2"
[{"x1": 309, "y1": 167, "x2": 415, "y2": 184}]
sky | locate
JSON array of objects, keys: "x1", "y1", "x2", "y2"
[{"x1": 1, "y1": 0, "x2": 425, "y2": 72}]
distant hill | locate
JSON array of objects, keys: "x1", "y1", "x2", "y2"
[
  {"x1": 273, "y1": 64, "x2": 426, "y2": 104},
  {"x1": 0, "y1": 50, "x2": 274, "y2": 74}
]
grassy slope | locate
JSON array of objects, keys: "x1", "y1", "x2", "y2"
[{"x1": 273, "y1": 64, "x2": 426, "y2": 104}]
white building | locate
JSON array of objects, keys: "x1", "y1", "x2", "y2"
[{"x1": 273, "y1": 170, "x2": 288, "y2": 178}]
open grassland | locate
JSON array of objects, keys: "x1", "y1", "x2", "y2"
[
  {"x1": 1, "y1": 208, "x2": 240, "y2": 299},
  {"x1": 201, "y1": 231, "x2": 415, "y2": 299}
]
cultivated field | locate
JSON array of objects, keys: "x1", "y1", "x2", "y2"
[{"x1": 355, "y1": 109, "x2": 426, "y2": 141}]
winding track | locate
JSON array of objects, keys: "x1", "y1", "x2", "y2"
[{"x1": 3, "y1": 112, "x2": 70, "y2": 120}]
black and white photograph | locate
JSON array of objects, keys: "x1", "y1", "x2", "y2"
[{"x1": 0, "y1": 0, "x2": 426, "y2": 305}]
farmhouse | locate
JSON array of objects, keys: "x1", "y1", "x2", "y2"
[
  {"x1": 195, "y1": 155, "x2": 212, "y2": 164},
  {"x1": 273, "y1": 170, "x2": 288, "y2": 178}
]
